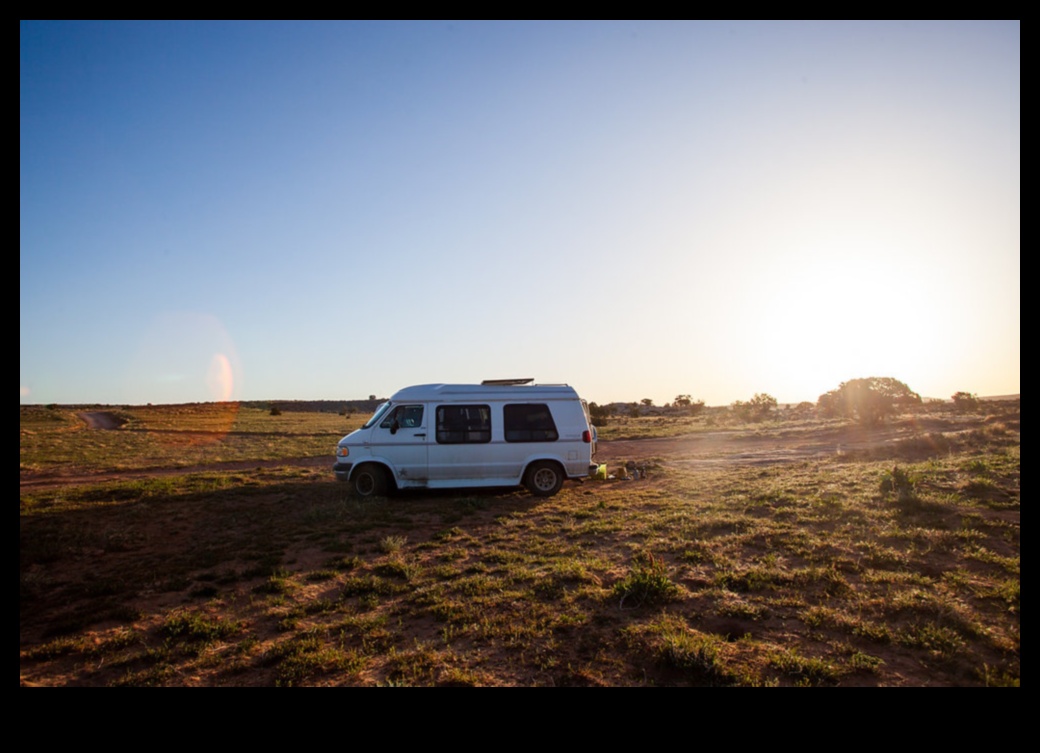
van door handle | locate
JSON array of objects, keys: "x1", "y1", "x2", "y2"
[{"x1": 413, "y1": 433, "x2": 426, "y2": 438}]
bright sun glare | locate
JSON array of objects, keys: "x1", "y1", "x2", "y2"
[{"x1": 748, "y1": 233, "x2": 949, "y2": 401}]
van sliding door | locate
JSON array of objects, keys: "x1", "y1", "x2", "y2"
[{"x1": 428, "y1": 404, "x2": 498, "y2": 480}]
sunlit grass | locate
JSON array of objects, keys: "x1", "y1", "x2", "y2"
[
  {"x1": 20, "y1": 404, "x2": 366, "y2": 474},
  {"x1": 20, "y1": 403, "x2": 1019, "y2": 686}
]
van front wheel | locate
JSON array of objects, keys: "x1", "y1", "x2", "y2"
[
  {"x1": 525, "y1": 461, "x2": 564, "y2": 497},
  {"x1": 352, "y1": 464, "x2": 388, "y2": 498}
]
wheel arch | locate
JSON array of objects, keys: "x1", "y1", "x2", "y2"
[
  {"x1": 523, "y1": 458, "x2": 566, "y2": 497},
  {"x1": 349, "y1": 461, "x2": 397, "y2": 493}
]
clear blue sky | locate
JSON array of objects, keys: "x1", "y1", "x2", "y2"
[{"x1": 20, "y1": 20, "x2": 1020, "y2": 407}]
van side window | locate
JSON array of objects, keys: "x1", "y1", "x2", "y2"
[
  {"x1": 380, "y1": 405, "x2": 424, "y2": 429},
  {"x1": 504, "y1": 404, "x2": 559, "y2": 442},
  {"x1": 436, "y1": 405, "x2": 491, "y2": 444}
]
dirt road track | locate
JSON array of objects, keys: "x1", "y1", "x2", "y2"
[
  {"x1": 597, "y1": 425, "x2": 892, "y2": 469},
  {"x1": 21, "y1": 410, "x2": 1005, "y2": 493},
  {"x1": 19, "y1": 421, "x2": 881, "y2": 493},
  {"x1": 79, "y1": 411, "x2": 126, "y2": 430}
]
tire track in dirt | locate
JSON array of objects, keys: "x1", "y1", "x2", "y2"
[{"x1": 22, "y1": 412, "x2": 995, "y2": 492}]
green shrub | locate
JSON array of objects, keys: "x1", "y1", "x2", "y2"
[
  {"x1": 880, "y1": 466, "x2": 918, "y2": 503},
  {"x1": 613, "y1": 551, "x2": 680, "y2": 608}
]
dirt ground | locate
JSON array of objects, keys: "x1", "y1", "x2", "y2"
[
  {"x1": 20, "y1": 407, "x2": 1020, "y2": 686},
  {"x1": 20, "y1": 411, "x2": 978, "y2": 493}
]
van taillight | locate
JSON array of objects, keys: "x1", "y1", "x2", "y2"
[{"x1": 582, "y1": 430, "x2": 592, "y2": 443}]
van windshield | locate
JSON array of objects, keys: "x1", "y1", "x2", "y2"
[{"x1": 362, "y1": 402, "x2": 392, "y2": 429}]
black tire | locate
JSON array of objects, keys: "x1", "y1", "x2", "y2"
[
  {"x1": 352, "y1": 464, "x2": 388, "y2": 498},
  {"x1": 524, "y1": 461, "x2": 564, "y2": 497}
]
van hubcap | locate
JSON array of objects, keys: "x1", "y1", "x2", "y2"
[{"x1": 533, "y1": 468, "x2": 557, "y2": 490}]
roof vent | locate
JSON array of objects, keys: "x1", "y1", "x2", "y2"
[{"x1": 480, "y1": 378, "x2": 534, "y2": 386}]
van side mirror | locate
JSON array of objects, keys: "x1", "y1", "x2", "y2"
[{"x1": 389, "y1": 420, "x2": 399, "y2": 435}]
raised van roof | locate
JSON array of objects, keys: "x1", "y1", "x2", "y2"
[{"x1": 390, "y1": 382, "x2": 578, "y2": 402}]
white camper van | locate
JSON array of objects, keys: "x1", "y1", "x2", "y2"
[{"x1": 334, "y1": 380, "x2": 598, "y2": 497}]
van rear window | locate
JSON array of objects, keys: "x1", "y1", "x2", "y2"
[
  {"x1": 436, "y1": 405, "x2": 491, "y2": 444},
  {"x1": 504, "y1": 404, "x2": 559, "y2": 442}
]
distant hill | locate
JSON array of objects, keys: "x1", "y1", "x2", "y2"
[
  {"x1": 22, "y1": 394, "x2": 1018, "y2": 411},
  {"x1": 244, "y1": 399, "x2": 385, "y2": 415}
]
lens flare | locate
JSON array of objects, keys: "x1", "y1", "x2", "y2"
[
  {"x1": 123, "y1": 312, "x2": 243, "y2": 445},
  {"x1": 207, "y1": 353, "x2": 234, "y2": 401}
]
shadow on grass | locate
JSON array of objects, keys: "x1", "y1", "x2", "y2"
[{"x1": 20, "y1": 471, "x2": 540, "y2": 640}]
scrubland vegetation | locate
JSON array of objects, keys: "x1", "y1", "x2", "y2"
[
  {"x1": 20, "y1": 395, "x2": 1019, "y2": 686},
  {"x1": 19, "y1": 403, "x2": 363, "y2": 476}
]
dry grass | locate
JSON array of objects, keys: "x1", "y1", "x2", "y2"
[
  {"x1": 20, "y1": 401, "x2": 1019, "y2": 686},
  {"x1": 20, "y1": 404, "x2": 364, "y2": 474}
]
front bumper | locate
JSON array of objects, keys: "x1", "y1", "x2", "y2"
[{"x1": 333, "y1": 462, "x2": 353, "y2": 482}]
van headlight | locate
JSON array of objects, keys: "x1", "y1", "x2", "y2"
[{"x1": 337, "y1": 446, "x2": 350, "y2": 458}]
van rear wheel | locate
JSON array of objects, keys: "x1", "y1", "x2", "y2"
[
  {"x1": 352, "y1": 464, "x2": 388, "y2": 498},
  {"x1": 525, "y1": 461, "x2": 564, "y2": 497}
]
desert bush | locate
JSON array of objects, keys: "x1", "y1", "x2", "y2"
[
  {"x1": 731, "y1": 393, "x2": 777, "y2": 422},
  {"x1": 818, "y1": 377, "x2": 921, "y2": 426},
  {"x1": 952, "y1": 391, "x2": 980, "y2": 412},
  {"x1": 789, "y1": 401, "x2": 816, "y2": 418},
  {"x1": 588, "y1": 402, "x2": 611, "y2": 427}
]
